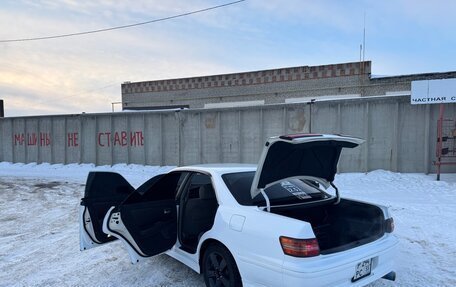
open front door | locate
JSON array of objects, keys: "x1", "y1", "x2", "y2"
[
  {"x1": 80, "y1": 172, "x2": 134, "y2": 250},
  {"x1": 102, "y1": 172, "x2": 186, "y2": 264}
]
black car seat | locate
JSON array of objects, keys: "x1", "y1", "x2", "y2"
[{"x1": 183, "y1": 184, "x2": 218, "y2": 243}]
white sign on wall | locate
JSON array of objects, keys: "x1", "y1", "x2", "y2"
[{"x1": 411, "y1": 78, "x2": 456, "y2": 104}]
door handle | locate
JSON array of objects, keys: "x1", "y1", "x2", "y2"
[{"x1": 163, "y1": 208, "x2": 171, "y2": 215}]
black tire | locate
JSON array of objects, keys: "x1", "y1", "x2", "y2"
[{"x1": 202, "y1": 244, "x2": 242, "y2": 287}]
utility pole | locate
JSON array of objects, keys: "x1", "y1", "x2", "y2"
[
  {"x1": 0, "y1": 99, "x2": 4, "y2": 117},
  {"x1": 111, "y1": 101, "x2": 122, "y2": 112}
]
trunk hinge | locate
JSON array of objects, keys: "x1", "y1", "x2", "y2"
[
  {"x1": 259, "y1": 188, "x2": 271, "y2": 212},
  {"x1": 330, "y1": 182, "x2": 340, "y2": 205}
]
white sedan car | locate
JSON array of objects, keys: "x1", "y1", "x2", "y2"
[{"x1": 80, "y1": 134, "x2": 398, "y2": 287}]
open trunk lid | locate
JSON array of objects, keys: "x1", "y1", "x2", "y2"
[{"x1": 250, "y1": 134, "x2": 364, "y2": 199}]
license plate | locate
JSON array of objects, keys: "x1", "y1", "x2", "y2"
[{"x1": 352, "y1": 259, "x2": 372, "y2": 282}]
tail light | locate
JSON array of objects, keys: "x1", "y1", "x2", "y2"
[
  {"x1": 385, "y1": 217, "x2": 394, "y2": 233},
  {"x1": 279, "y1": 236, "x2": 320, "y2": 257}
]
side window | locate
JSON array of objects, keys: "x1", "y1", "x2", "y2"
[
  {"x1": 183, "y1": 173, "x2": 213, "y2": 200},
  {"x1": 129, "y1": 172, "x2": 188, "y2": 203},
  {"x1": 176, "y1": 172, "x2": 188, "y2": 195},
  {"x1": 222, "y1": 171, "x2": 255, "y2": 205}
]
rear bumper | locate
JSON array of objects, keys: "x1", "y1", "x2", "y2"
[{"x1": 282, "y1": 234, "x2": 399, "y2": 287}]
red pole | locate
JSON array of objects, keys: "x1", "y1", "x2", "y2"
[{"x1": 436, "y1": 104, "x2": 445, "y2": 181}]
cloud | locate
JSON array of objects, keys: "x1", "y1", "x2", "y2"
[
  {"x1": 1, "y1": 0, "x2": 455, "y2": 117},
  {"x1": 0, "y1": 2, "x2": 236, "y2": 116}
]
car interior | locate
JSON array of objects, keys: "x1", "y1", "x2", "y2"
[
  {"x1": 83, "y1": 171, "x2": 220, "y2": 256},
  {"x1": 179, "y1": 173, "x2": 218, "y2": 253}
]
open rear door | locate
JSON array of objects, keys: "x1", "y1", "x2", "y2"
[
  {"x1": 103, "y1": 200, "x2": 177, "y2": 263},
  {"x1": 102, "y1": 172, "x2": 185, "y2": 264},
  {"x1": 80, "y1": 172, "x2": 134, "y2": 250}
]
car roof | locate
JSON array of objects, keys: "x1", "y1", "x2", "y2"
[{"x1": 171, "y1": 164, "x2": 256, "y2": 175}]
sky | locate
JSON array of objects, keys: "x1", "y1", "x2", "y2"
[{"x1": 1, "y1": 0, "x2": 455, "y2": 117}]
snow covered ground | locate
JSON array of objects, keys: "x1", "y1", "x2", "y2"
[{"x1": 0, "y1": 162, "x2": 455, "y2": 287}]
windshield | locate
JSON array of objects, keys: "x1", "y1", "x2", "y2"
[{"x1": 222, "y1": 171, "x2": 330, "y2": 206}]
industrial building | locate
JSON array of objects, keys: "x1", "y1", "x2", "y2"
[{"x1": 121, "y1": 61, "x2": 456, "y2": 110}]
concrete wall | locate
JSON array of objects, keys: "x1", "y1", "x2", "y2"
[{"x1": 1, "y1": 96, "x2": 455, "y2": 173}]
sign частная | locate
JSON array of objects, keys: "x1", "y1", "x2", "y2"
[{"x1": 411, "y1": 78, "x2": 456, "y2": 104}]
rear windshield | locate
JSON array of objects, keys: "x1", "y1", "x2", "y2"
[{"x1": 222, "y1": 171, "x2": 329, "y2": 206}]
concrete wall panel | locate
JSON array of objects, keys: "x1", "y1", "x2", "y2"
[
  {"x1": 1, "y1": 119, "x2": 13, "y2": 162},
  {"x1": 128, "y1": 114, "x2": 146, "y2": 165},
  {"x1": 12, "y1": 119, "x2": 26, "y2": 163},
  {"x1": 263, "y1": 108, "x2": 285, "y2": 141},
  {"x1": 24, "y1": 118, "x2": 39, "y2": 163},
  {"x1": 397, "y1": 103, "x2": 427, "y2": 172},
  {"x1": 162, "y1": 113, "x2": 179, "y2": 165},
  {"x1": 111, "y1": 115, "x2": 128, "y2": 164},
  {"x1": 368, "y1": 101, "x2": 396, "y2": 171},
  {"x1": 286, "y1": 105, "x2": 310, "y2": 134},
  {"x1": 37, "y1": 118, "x2": 52, "y2": 163},
  {"x1": 240, "y1": 110, "x2": 261, "y2": 163},
  {"x1": 144, "y1": 114, "x2": 162, "y2": 165},
  {"x1": 312, "y1": 102, "x2": 340, "y2": 134},
  {"x1": 220, "y1": 111, "x2": 240, "y2": 163},
  {"x1": 201, "y1": 112, "x2": 220, "y2": 163},
  {"x1": 66, "y1": 116, "x2": 81, "y2": 164},
  {"x1": 51, "y1": 118, "x2": 66, "y2": 164},
  {"x1": 81, "y1": 115, "x2": 97, "y2": 164},
  {"x1": 338, "y1": 101, "x2": 366, "y2": 172},
  {"x1": 181, "y1": 112, "x2": 201, "y2": 165},
  {"x1": 96, "y1": 116, "x2": 113, "y2": 166}
]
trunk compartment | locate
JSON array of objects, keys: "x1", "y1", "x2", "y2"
[{"x1": 273, "y1": 199, "x2": 385, "y2": 254}]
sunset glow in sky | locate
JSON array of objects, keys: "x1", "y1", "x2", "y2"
[{"x1": 1, "y1": 0, "x2": 455, "y2": 116}]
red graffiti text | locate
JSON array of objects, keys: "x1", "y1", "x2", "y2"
[
  {"x1": 14, "y1": 133, "x2": 51, "y2": 146},
  {"x1": 67, "y1": 132, "x2": 79, "y2": 147},
  {"x1": 97, "y1": 131, "x2": 144, "y2": 147}
]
